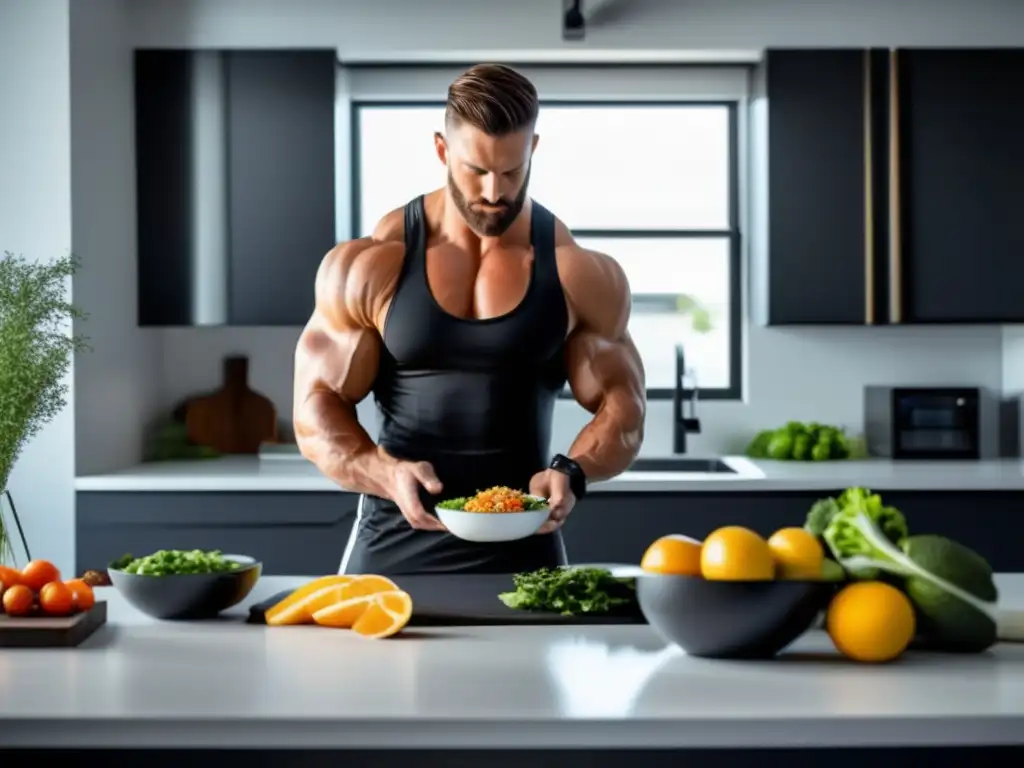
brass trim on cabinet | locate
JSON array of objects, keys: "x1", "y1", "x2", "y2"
[
  {"x1": 863, "y1": 49, "x2": 875, "y2": 325},
  {"x1": 888, "y1": 48, "x2": 904, "y2": 323}
]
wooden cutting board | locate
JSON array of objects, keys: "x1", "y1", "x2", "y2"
[
  {"x1": 248, "y1": 573, "x2": 646, "y2": 626},
  {"x1": 0, "y1": 601, "x2": 107, "y2": 648},
  {"x1": 185, "y1": 355, "x2": 278, "y2": 454}
]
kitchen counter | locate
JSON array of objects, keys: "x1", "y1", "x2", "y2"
[
  {"x1": 2, "y1": 574, "x2": 1024, "y2": 750},
  {"x1": 74, "y1": 454, "x2": 1024, "y2": 493}
]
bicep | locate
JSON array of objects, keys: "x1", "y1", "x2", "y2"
[
  {"x1": 565, "y1": 327, "x2": 645, "y2": 415},
  {"x1": 294, "y1": 313, "x2": 380, "y2": 409}
]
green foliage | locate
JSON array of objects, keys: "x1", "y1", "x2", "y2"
[
  {"x1": 0, "y1": 251, "x2": 88, "y2": 494},
  {"x1": 675, "y1": 293, "x2": 714, "y2": 333}
]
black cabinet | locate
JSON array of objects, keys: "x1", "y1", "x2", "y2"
[
  {"x1": 897, "y1": 49, "x2": 1024, "y2": 323},
  {"x1": 76, "y1": 492, "x2": 359, "y2": 575},
  {"x1": 766, "y1": 50, "x2": 876, "y2": 325},
  {"x1": 78, "y1": 489, "x2": 1024, "y2": 575},
  {"x1": 135, "y1": 50, "x2": 336, "y2": 327},
  {"x1": 765, "y1": 48, "x2": 1024, "y2": 326}
]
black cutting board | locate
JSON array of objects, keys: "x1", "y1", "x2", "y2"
[{"x1": 248, "y1": 573, "x2": 646, "y2": 626}]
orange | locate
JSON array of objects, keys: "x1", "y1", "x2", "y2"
[
  {"x1": 640, "y1": 534, "x2": 703, "y2": 575},
  {"x1": 265, "y1": 574, "x2": 399, "y2": 626},
  {"x1": 264, "y1": 575, "x2": 355, "y2": 626},
  {"x1": 827, "y1": 581, "x2": 915, "y2": 663},
  {"x1": 767, "y1": 527, "x2": 825, "y2": 580},
  {"x1": 39, "y1": 581, "x2": 74, "y2": 616},
  {"x1": 20, "y1": 560, "x2": 60, "y2": 592},
  {"x1": 700, "y1": 526, "x2": 775, "y2": 581},
  {"x1": 65, "y1": 579, "x2": 96, "y2": 611},
  {"x1": 313, "y1": 589, "x2": 413, "y2": 638},
  {"x1": 311, "y1": 594, "x2": 376, "y2": 629},
  {"x1": 2, "y1": 584, "x2": 34, "y2": 616}
]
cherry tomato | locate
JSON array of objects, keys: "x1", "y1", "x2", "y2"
[
  {"x1": 38, "y1": 580, "x2": 73, "y2": 616},
  {"x1": 65, "y1": 578, "x2": 95, "y2": 611},
  {"x1": 2, "y1": 584, "x2": 34, "y2": 616}
]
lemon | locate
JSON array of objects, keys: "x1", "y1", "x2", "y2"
[
  {"x1": 767, "y1": 527, "x2": 825, "y2": 580},
  {"x1": 700, "y1": 526, "x2": 775, "y2": 581},
  {"x1": 826, "y1": 581, "x2": 916, "y2": 663},
  {"x1": 641, "y1": 534, "x2": 703, "y2": 575}
]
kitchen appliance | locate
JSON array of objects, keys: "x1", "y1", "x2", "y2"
[{"x1": 864, "y1": 386, "x2": 999, "y2": 460}]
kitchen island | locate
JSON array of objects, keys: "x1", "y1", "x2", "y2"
[{"x1": 2, "y1": 575, "x2": 1024, "y2": 755}]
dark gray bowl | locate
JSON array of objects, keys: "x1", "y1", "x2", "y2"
[
  {"x1": 635, "y1": 574, "x2": 837, "y2": 659},
  {"x1": 108, "y1": 554, "x2": 262, "y2": 620}
]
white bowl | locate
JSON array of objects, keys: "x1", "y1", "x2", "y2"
[{"x1": 435, "y1": 502, "x2": 550, "y2": 542}]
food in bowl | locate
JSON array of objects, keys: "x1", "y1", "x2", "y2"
[
  {"x1": 107, "y1": 550, "x2": 262, "y2": 620},
  {"x1": 110, "y1": 549, "x2": 245, "y2": 576},
  {"x1": 436, "y1": 486, "x2": 548, "y2": 513},
  {"x1": 435, "y1": 487, "x2": 550, "y2": 542}
]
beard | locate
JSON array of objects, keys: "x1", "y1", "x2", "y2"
[{"x1": 447, "y1": 165, "x2": 531, "y2": 237}]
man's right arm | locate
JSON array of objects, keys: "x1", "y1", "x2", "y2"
[{"x1": 293, "y1": 239, "x2": 397, "y2": 498}]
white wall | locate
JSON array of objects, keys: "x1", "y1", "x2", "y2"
[
  {"x1": 71, "y1": 0, "x2": 163, "y2": 475},
  {"x1": 0, "y1": 0, "x2": 75, "y2": 573}
]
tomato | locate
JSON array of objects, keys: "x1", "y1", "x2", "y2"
[
  {"x1": 38, "y1": 580, "x2": 74, "y2": 616},
  {"x1": 65, "y1": 578, "x2": 95, "y2": 611},
  {"x1": 20, "y1": 559, "x2": 61, "y2": 592},
  {"x1": 0, "y1": 565, "x2": 22, "y2": 592},
  {"x1": 2, "y1": 584, "x2": 34, "y2": 617}
]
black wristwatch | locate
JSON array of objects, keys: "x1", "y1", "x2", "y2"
[{"x1": 550, "y1": 454, "x2": 587, "y2": 500}]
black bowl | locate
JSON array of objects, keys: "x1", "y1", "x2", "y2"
[
  {"x1": 108, "y1": 555, "x2": 263, "y2": 620},
  {"x1": 635, "y1": 574, "x2": 837, "y2": 659}
]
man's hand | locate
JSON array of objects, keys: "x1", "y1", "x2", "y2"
[
  {"x1": 388, "y1": 456, "x2": 448, "y2": 531},
  {"x1": 529, "y1": 469, "x2": 577, "y2": 535}
]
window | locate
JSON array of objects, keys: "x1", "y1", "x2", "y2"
[{"x1": 348, "y1": 67, "x2": 743, "y2": 399}]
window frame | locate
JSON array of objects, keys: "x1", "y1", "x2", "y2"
[{"x1": 349, "y1": 98, "x2": 742, "y2": 401}]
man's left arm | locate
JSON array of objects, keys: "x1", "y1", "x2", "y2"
[{"x1": 530, "y1": 249, "x2": 646, "y2": 532}]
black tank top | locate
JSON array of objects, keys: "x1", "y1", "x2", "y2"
[{"x1": 372, "y1": 195, "x2": 570, "y2": 500}]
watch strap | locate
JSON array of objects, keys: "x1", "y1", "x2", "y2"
[{"x1": 550, "y1": 453, "x2": 587, "y2": 499}]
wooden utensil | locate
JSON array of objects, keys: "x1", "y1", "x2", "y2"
[
  {"x1": 185, "y1": 356, "x2": 278, "y2": 454},
  {"x1": 0, "y1": 601, "x2": 107, "y2": 648}
]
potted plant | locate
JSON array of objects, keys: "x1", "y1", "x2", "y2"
[{"x1": 0, "y1": 252, "x2": 87, "y2": 566}]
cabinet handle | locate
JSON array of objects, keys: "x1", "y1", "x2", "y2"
[
  {"x1": 863, "y1": 49, "x2": 876, "y2": 325},
  {"x1": 888, "y1": 48, "x2": 904, "y2": 323}
]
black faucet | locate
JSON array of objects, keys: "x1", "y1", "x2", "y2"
[{"x1": 673, "y1": 344, "x2": 701, "y2": 454}]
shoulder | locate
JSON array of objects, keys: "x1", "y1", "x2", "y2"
[
  {"x1": 551, "y1": 221, "x2": 631, "y2": 337},
  {"x1": 314, "y1": 237, "x2": 405, "y2": 328}
]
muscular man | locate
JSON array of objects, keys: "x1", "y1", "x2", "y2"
[{"x1": 294, "y1": 63, "x2": 646, "y2": 575}]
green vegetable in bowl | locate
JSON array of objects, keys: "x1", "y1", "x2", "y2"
[
  {"x1": 499, "y1": 567, "x2": 635, "y2": 615},
  {"x1": 112, "y1": 549, "x2": 243, "y2": 576},
  {"x1": 821, "y1": 496, "x2": 999, "y2": 653}
]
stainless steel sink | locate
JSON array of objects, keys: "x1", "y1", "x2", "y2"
[{"x1": 628, "y1": 457, "x2": 737, "y2": 474}]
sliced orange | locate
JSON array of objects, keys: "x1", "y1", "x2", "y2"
[
  {"x1": 265, "y1": 574, "x2": 400, "y2": 627},
  {"x1": 313, "y1": 589, "x2": 413, "y2": 638},
  {"x1": 311, "y1": 594, "x2": 375, "y2": 628},
  {"x1": 337, "y1": 574, "x2": 399, "y2": 599},
  {"x1": 264, "y1": 575, "x2": 355, "y2": 626}
]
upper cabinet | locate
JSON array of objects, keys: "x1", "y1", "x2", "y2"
[
  {"x1": 135, "y1": 50, "x2": 337, "y2": 327},
  {"x1": 765, "y1": 48, "x2": 1024, "y2": 326}
]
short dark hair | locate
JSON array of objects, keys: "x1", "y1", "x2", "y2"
[{"x1": 445, "y1": 64, "x2": 539, "y2": 136}]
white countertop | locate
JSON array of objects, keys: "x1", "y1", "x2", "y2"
[
  {"x1": 2, "y1": 574, "x2": 1024, "y2": 749},
  {"x1": 74, "y1": 454, "x2": 1024, "y2": 493}
]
